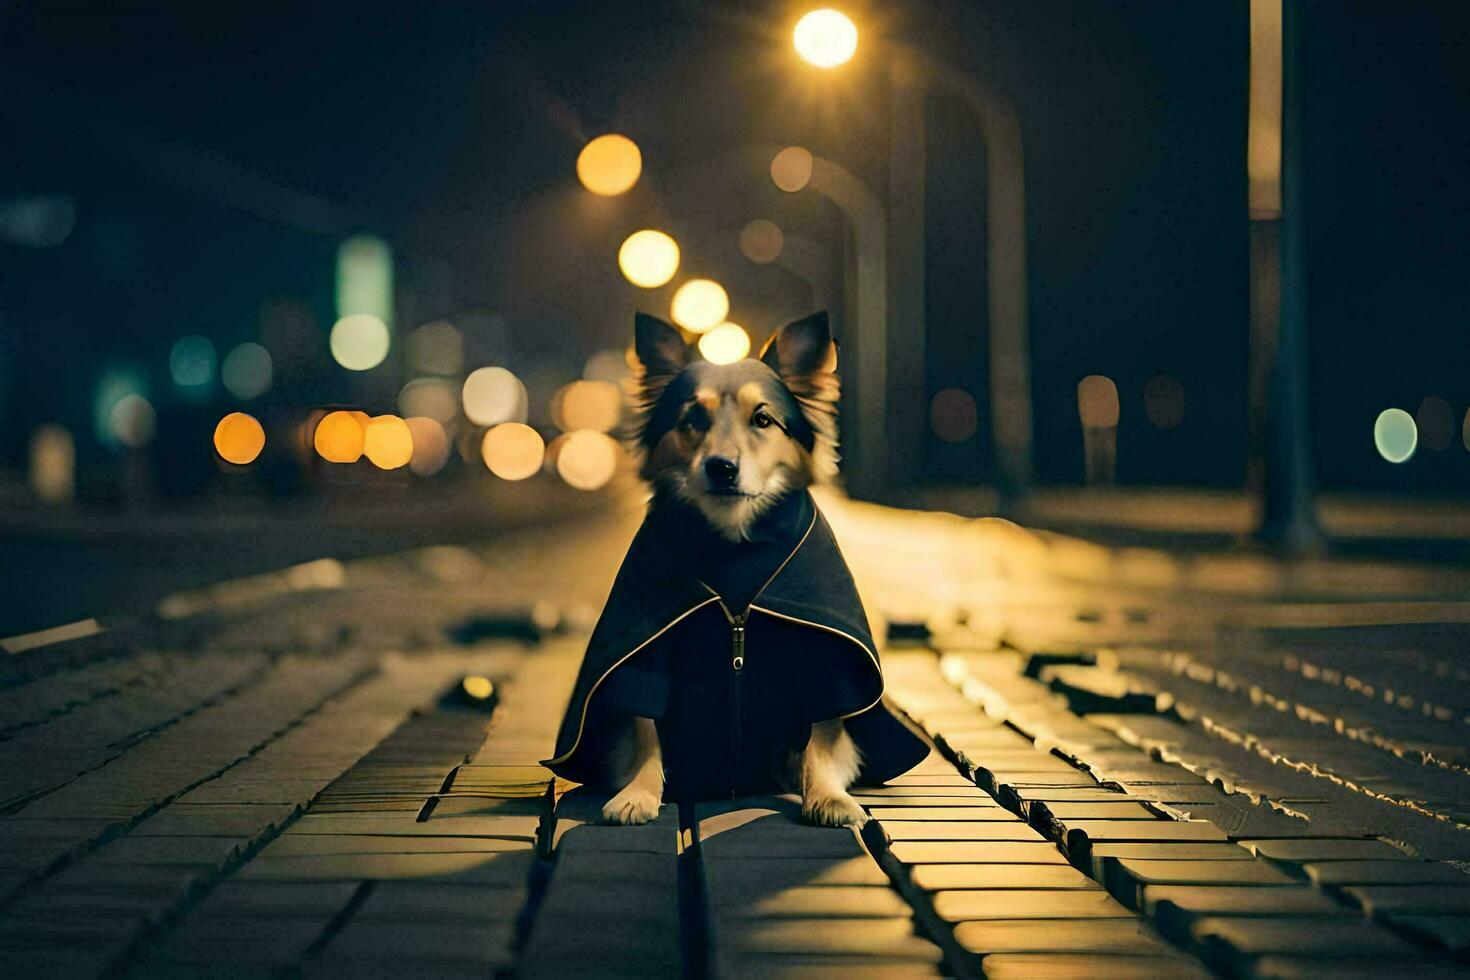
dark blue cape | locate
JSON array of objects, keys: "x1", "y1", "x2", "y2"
[{"x1": 543, "y1": 489, "x2": 929, "y2": 798}]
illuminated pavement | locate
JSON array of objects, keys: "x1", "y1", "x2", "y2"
[{"x1": 4, "y1": 489, "x2": 1470, "y2": 977}]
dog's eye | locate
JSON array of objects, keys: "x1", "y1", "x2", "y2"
[{"x1": 751, "y1": 410, "x2": 775, "y2": 430}]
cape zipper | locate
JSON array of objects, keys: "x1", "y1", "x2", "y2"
[{"x1": 730, "y1": 612, "x2": 746, "y2": 798}]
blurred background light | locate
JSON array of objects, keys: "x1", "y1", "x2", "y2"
[
  {"x1": 330, "y1": 313, "x2": 390, "y2": 371},
  {"x1": 110, "y1": 394, "x2": 156, "y2": 449},
  {"x1": 771, "y1": 147, "x2": 814, "y2": 193},
  {"x1": 213, "y1": 412, "x2": 266, "y2": 465},
  {"x1": 462, "y1": 366, "x2": 528, "y2": 426},
  {"x1": 552, "y1": 380, "x2": 621, "y2": 433},
  {"x1": 0, "y1": 194, "x2": 76, "y2": 248},
  {"x1": 583, "y1": 349, "x2": 630, "y2": 384},
  {"x1": 1464, "y1": 409, "x2": 1470, "y2": 453},
  {"x1": 406, "y1": 320, "x2": 464, "y2": 376},
  {"x1": 314, "y1": 410, "x2": 366, "y2": 463},
  {"x1": 168, "y1": 335, "x2": 216, "y2": 389},
  {"x1": 929, "y1": 387, "x2": 979, "y2": 443},
  {"x1": 404, "y1": 416, "x2": 450, "y2": 476},
  {"x1": 1374, "y1": 407, "x2": 1417, "y2": 463},
  {"x1": 671, "y1": 279, "x2": 729, "y2": 333},
  {"x1": 1143, "y1": 373, "x2": 1186, "y2": 429},
  {"x1": 363, "y1": 415, "x2": 413, "y2": 470},
  {"x1": 793, "y1": 8, "x2": 859, "y2": 68},
  {"x1": 576, "y1": 134, "x2": 642, "y2": 196},
  {"x1": 221, "y1": 342, "x2": 273, "y2": 400},
  {"x1": 93, "y1": 366, "x2": 148, "y2": 449},
  {"x1": 617, "y1": 229, "x2": 680, "y2": 288},
  {"x1": 1077, "y1": 375, "x2": 1121, "y2": 428},
  {"x1": 399, "y1": 377, "x2": 460, "y2": 424},
  {"x1": 697, "y1": 322, "x2": 750, "y2": 364},
  {"x1": 29, "y1": 424, "x2": 75, "y2": 504},
  {"x1": 1415, "y1": 395, "x2": 1454, "y2": 452},
  {"x1": 556, "y1": 430, "x2": 620, "y2": 490},
  {"x1": 738, "y1": 220, "x2": 784, "y2": 264},
  {"x1": 481, "y1": 422, "x2": 544, "y2": 480},
  {"x1": 335, "y1": 234, "x2": 394, "y2": 325}
]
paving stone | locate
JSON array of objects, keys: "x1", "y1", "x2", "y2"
[
  {"x1": 889, "y1": 842, "x2": 1068, "y2": 865},
  {"x1": 932, "y1": 888, "x2": 1134, "y2": 922},
  {"x1": 1036, "y1": 801, "x2": 1157, "y2": 820},
  {"x1": 716, "y1": 955, "x2": 944, "y2": 978},
  {"x1": 1383, "y1": 912, "x2": 1470, "y2": 953},
  {"x1": 952, "y1": 917, "x2": 1175, "y2": 955},
  {"x1": 853, "y1": 784, "x2": 990, "y2": 798},
  {"x1": 1190, "y1": 915, "x2": 1418, "y2": 962},
  {"x1": 1305, "y1": 860, "x2": 1470, "y2": 887},
  {"x1": 146, "y1": 915, "x2": 329, "y2": 966},
  {"x1": 91, "y1": 835, "x2": 248, "y2": 866},
  {"x1": 1342, "y1": 884, "x2": 1470, "y2": 915},
  {"x1": 1061, "y1": 820, "x2": 1229, "y2": 848},
  {"x1": 259, "y1": 834, "x2": 526, "y2": 858},
  {"x1": 1089, "y1": 842, "x2": 1255, "y2": 863},
  {"x1": 720, "y1": 917, "x2": 943, "y2": 960},
  {"x1": 236, "y1": 848, "x2": 533, "y2": 883},
  {"x1": 353, "y1": 881, "x2": 525, "y2": 921},
  {"x1": 979, "y1": 953, "x2": 1212, "y2": 978},
  {"x1": 193, "y1": 881, "x2": 361, "y2": 918},
  {"x1": 1141, "y1": 884, "x2": 1350, "y2": 918},
  {"x1": 1241, "y1": 838, "x2": 1412, "y2": 863},
  {"x1": 909, "y1": 863, "x2": 1101, "y2": 891},
  {"x1": 852, "y1": 795, "x2": 1007, "y2": 808},
  {"x1": 1246, "y1": 955, "x2": 1462, "y2": 978},
  {"x1": 883, "y1": 773, "x2": 977, "y2": 787},
  {"x1": 879, "y1": 821, "x2": 1045, "y2": 842},
  {"x1": 867, "y1": 806, "x2": 1016, "y2": 821},
  {"x1": 288, "y1": 813, "x2": 541, "y2": 841},
  {"x1": 715, "y1": 884, "x2": 914, "y2": 919},
  {"x1": 702, "y1": 856, "x2": 891, "y2": 889},
  {"x1": 130, "y1": 803, "x2": 299, "y2": 837},
  {"x1": 320, "y1": 920, "x2": 516, "y2": 966},
  {"x1": 1104, "y1": 857, "x2": 1299, "y2": 905}
]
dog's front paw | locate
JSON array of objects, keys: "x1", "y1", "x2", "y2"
[
  {"x1": 602, "y1": 784, "x2": 662, "y2": 825},
  {"x1": 802, "y1": 791, "x2": 868, "y2": 828}
]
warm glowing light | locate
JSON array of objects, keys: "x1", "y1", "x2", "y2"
[
  {"x1": 462, "y1": 675, "x2": 494, "y2": 700},
  {"x1": 698, "y1": 322, "x2": 751, "y2": 364},
  {"x1": 404, "y1": 416, "x2": 450, "y2": 476},
  {"x1": 557, "y1": 430, "x2": 620, "y2": 491},
  {"x1": 554, "y1": 380, "x2": 622, "y2": 433},
  {"x1": 1374, "y1": 408, "x2": 1417, "y2": 464},
  {"x1": 213, "y1": 412, "x2": 266, "y2": 465},
  {"x1": 671, "y1": 279, "x2": 730, "y2": 333},
  {"x1": 169, "y1": 335, "x2": 216, "y2": 388},
  {"x1": 399, "y1": 377, "x2": 460, "y2": 424},
  {"x1": 794, "y1": 9, "x2": 859, "y2": 68},
  {"x1": 330, "y1": 313, "x2": 390, "y2": 371},
  {"x1": 463, "y1": 367, "x2": 528, "y2": 426},
  {"x1": 29, "y1": 425, "x2": 74, "y2": 505},
  {"x1": 111, "y1": 394, "x2": 156, "y2": 449},
  {"x1": 363, "y1": 415, "x2": 413, "y2": 470},
  {"x1": 336, "y1": 234, "x2": 394, "y2": 324},
  {"x1": 576, "y1": 134, "x2": 642, "y2": 197},
  {"x1": 1077, "y1": 375, "x2": 1120, "y2": 428},
  {"x1": 406, "y1": 320, "x2": 463, "y2": 376},
  {"x1": 583, "y1": 349, "x2": 630, "y2": 384},
  {"x1": 221, "y1": 342, "x2": 273, "y2": 400},
  {"x1": 739, "y1": 220, "x2": 784, "y2": 264},
  {"x1": 618, "y1": 230, "x2": 680, "y2": 288},
  {"x1": 1416, "y1": 395, "x2": 1454, "y2": 452},
  {"x1": 481, "y1": 422, "x2": 545, "y2": 480},
  {"x1": 314, "y1": 410, "x2": 366, "y2": 463},
  {"x1": 771, "y1": 147, "x2": 814, "y2": 193},
  {"x1": 1143, "y1": 374, "x2": 1185, "y2": 429},
  {"x1": 930, "y1": 388, "x2": 978, "y2": 443}
]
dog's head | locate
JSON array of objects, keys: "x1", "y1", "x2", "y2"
[{"x1": 629, "y1": 311, "x2": 840, "y2": 540}]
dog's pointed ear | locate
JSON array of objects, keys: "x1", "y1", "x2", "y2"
[
  {"x1": 760, "y1": 311, "x2": 836, "y2": 378},
  {"x1": 634, "y1": 313, "x2": 688, "y2": 379}
]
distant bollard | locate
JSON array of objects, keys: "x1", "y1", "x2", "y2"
[
  {"x1": 1077, "y1": 375, "x2": 1120, "y2": 486},
  {"x1": 443, "y1": 674, "x2": 498, "y2": 713}
]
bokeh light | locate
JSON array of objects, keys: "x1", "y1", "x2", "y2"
[
  {"x1": 29, "y1": 424, "x2": 74, "y2": 504},
  {"x1": 553, "y1": 380, "x2": 622, "y2": 433},
  {"x1": 1374, "y1": 407, "x2": 1417, "y2": 463},
  {"x1": 556, "y1": 430, "x2": 620, "y2": 490},
  {"x1": 213, "y1": 412, "x2": 266, "y2": 465},
  {"x1": 1077, "y1": 375, "x2": 1120, "y2": 428},
  {"x1": 793, "y1": 9, "x2": 859, "y2": 68},
  {"x1": 336, "y1": 234, "x2": 394, "y2": 324},
  {"x1": 481, "y1": 422, "x2": 545, "y2": 480},
  {"x1": 576, "y1": 134, "x2": 642, "y2": 197},
  {"x1": 671, "y1": 279, "x2": 730, "y2": 333},
  {"x1": 583, "y1": 349, "x2": 630, "y2": 384},
  {"x1": 330, "y1": 313, "x2": 390, "y2": 371},
  {"x1": 406, "y1": 320, "x2": 463, "y2": 376},
  {"x1": 93, "y1": 365, "x2": 148, "y2": 449},
  {"x1": 314, "y1": 410, "x2": 366, "y2": 463},
  {"x1": 698, "y1": 322, "x2": 751, "y2": 364},
  {"x1": 404, "y1": 416, "x2": 450, "y2": 476},
  {"x1": 930, "y1": 388, "x2": 979, "y2": 443},
  {"x1": 618, "y1": 230, "x2": 680, "y2": 288},
  {"x1": 462, "y1": 367, "x2": 528, "y2": 426},
  {"x1": 739, "y1": 220, "x2": 785, "y2": 264},
  {"x1": 169, "y1": 335, "x2": 216, "y2": 388},
  {"x1": 221, "y1": 342, "x2": 273, "y2": 400},
  {"x1": 771, "y1": 147, "x2": 814, "y2": 193},
  {"x1": 363, "y1": 415, "x2": 413, "y2": 470},
  {"x1": 111, "y1": 394, "x2": 156, "y2": 449},
  {"x1": 462, "y1": 676, "x2": 494, "y2": 700},
  {"x1": 1416, "y1": 395, "x2": 1454, "y2": 452},
  {"x1": 1143, "y1": 374, "x2": 1185, "y2": 429},
  {"x1": 399, "y1": 377, "x2": 460, "y2": 424}
]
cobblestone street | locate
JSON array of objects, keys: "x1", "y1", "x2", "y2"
[{"x1": 4, "y1": 490, "x2": 1470, "y2": 977}]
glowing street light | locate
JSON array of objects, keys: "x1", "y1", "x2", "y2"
[
  {"x1": 618, "y1": 229, "x2": 680, "y2": 288},
  {"x1": 576, "y1": 134, "x2": 642, "y2": 196},
  {"x1": 793, "y1": 9, "x2": 858, "y2": 68}
]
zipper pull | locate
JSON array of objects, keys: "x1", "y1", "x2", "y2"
[{"x1": 731, "y1": 614, "x2": 745, "y2": 670}]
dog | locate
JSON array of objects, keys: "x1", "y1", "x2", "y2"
[{"x1": 543, "y1": 311, "x2": 928, "y2": 827}]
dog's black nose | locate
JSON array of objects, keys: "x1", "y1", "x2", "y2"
[{"x1": 704, "y1": 455, "x2": 739, "y2": 488}]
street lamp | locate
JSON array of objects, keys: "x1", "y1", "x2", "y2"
[{"x1": 793, "y1": 9, "x2": 858, "y2": 69}]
